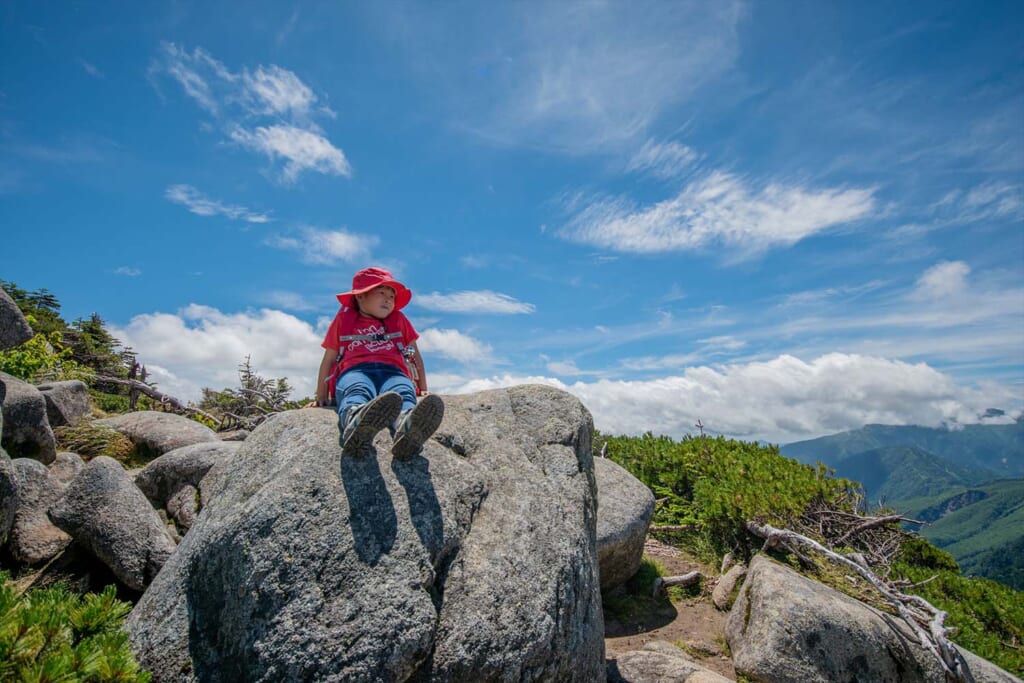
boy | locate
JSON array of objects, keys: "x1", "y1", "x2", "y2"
[{"x1": 313, "y1": 267, "x2": 444, "y2": 458}]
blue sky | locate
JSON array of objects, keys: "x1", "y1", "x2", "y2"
[{"x1": 2, "y1": 1, "x2": 1022, "y2": 444}]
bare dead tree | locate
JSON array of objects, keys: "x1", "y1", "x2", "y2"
[{"x1": 96, "y1": 375, "x2": 221, "y2": 427}]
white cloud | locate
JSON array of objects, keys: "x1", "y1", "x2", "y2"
[
  {"x1": 165, "y1": 184, "x2": 271, "y2": 223},
  {"x1": 151, "y1": 43, "x2": 346, "y2": 182},
  {"x1": 111, "y1": 305, "x2": 324, "y2": 402},
  {"x1": 79, "y1": 59, "x2": 103, "y2": 79},
  {"x1": 626, "y1": 139, "x2": 699, "y2": 179},
  {"x1": 261, "y1": 291, "x2": 318, "y2": 312},
  {"x1": 417, "y1": 328, "x2": 494, "y2": 364},
  {"x1": 561, "y1": 171, "x2": 876, "y2": 256},
  {"x1": 911, "y1": 261, "x2": 971, "y2": 301},
  {"x1": 113, "y1": 266, "x2": 141, "y2": 277},
  {"x1": 229, "y1": 125, "x2": 352, "y2": 182},
  {"x1": 267, "y1": 227, "x2": 377, "y2": 264},
  {"x1": 417, "y1": 290, "x2": 536, "y2": 314},
  {"x1": 431, "y1": 353, "x2": 1020, "y2": 444}
]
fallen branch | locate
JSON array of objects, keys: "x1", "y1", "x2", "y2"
[
  {"x1": 649, "y1": 524, "x2": 697, "y2": 533},
  {"x1": 746, "y1": 520, "x2": 969, "y2": 682},
  {"x1": 835, "y1": 514, "x2": 922, "y2": 546},
  {"x1": 652, "y1": 571, "x2": 701, "y2": 597},
  {"x1": 95, "y1": 376, "x2": 221, "y2": 427}
]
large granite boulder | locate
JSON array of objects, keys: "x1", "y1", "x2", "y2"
[
  {"x1": 95, "y1": 411, "x2": 218, "y2": 460},
  {"x1": 7, "y1": 458, "x2": 72, "y2": 564},
  {"x1": 727, "y1": 554, "x2": 1019, "y2": 683},
  {"x1": 595, "y1": 456, "x2": 655, "y2": 592},
  {"x1": 49, "y1": 456, "x2": 178, "y2": 591},
  {"x1": 133, "y1": 441, "x2": 241, "y2": 530},
  {"x1": 0, "y1": 289, "x2": 33, "y2": 351},
  {"x1": 37, "y1": 380, "x2": 91, "y2": 428},
  {"x1": 609, "y1": 641, "x2": 732, "y2": 683},
  {"x1": 49, "y1": 451, "x2": 85, "y2": 486},
  {"x1": 0, "y1": 372, "x2": 57, "y2": 464},
  {"x1": 0, "y1": 448, "x2": 15, "y2": 544},
  {"x1": 126, "y1": 385, "x2": 605, "y2": 682}
]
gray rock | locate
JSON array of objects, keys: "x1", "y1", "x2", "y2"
[
  {"x1": 0, "y1": 289, "x2": 33, "y2": 351},
  {"x1": 711, "y1": 563, "x2": 746, "y2": 611},
  {"x1": 217, "y1": 429, "x2": 250, "y2": 441},
  {"x1": 595, "y1": 457, "x2": 655, "y2": 592},
  {"x1": 49, "y1": 455, "x2": 178, "y2": 591},
  {"x1": 0, "y1": 372, "x2": 57, "y2": 464},
  {"x1": 95, "y1": 411, "x2": 218, "y2": 460},
  {"x1": 8, "y1": 458, "x2": 72, "y2": 564},
  {"x1": 727, "y1": 554, "x2": 1020, "y2": 683},
  {"x1": 49, "y1": 451, "x2": 85, "y2": 486},
  {"x1": 0, "y1": 448, "x2": 15, "y2": 544},
  {"x1": 133, "y1": 441, "x2": 240, "y2": 509},
  {"x1": 37, "y1": 380, "x2": 91, "y2": 427},
  {"x1": 126, "y1": 385, "x2": 605, "y2": 682},
  {"x1": 611, "y1": 641, "x2": 732, "y2": 683}
]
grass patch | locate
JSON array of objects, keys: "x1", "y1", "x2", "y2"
[
  {"x1": 603, "y1": 557, "x2": 670, "y2": 622},
  {"x1": 54, "y1": 421, "x2": 134, "y2": 464}
]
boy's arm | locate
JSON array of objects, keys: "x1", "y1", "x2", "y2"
[
  {"x1": 314, "y1": 347, "x2": 336, "y2": 406},
  {"x1": 410, "y1": 342, "x2": 428, "y2": 395}
]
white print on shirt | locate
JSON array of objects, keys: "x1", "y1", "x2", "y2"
[{"x1": 346, "y1": 321, "x2": 396, "y2": 354}]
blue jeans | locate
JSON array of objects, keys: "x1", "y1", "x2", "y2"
[{"x1": 336, "y1": 362, "x2": 417, "y2": 426}]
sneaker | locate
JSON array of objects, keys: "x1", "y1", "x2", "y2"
[
  {"x1": 341, "y1": 392, "x2": 403, "y2": 456},
  {"x1": 391, "y1": 394, "x2": 445, "y2": 459}
]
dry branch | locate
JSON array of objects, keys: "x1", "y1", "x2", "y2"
[
  {"x1": 652, "y1": 571, "x2": 702, "y2": 597},
  {"x1": 745, "y1": 520, "x2": 969, "y2": 682},
  {"x1": 650, "y1": 524, "x2": 697, "y2": 533},
  {"x1": 95, "y1": 376, "x2": 221, "y2": 427}
]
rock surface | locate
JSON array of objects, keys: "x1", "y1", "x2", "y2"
[
  {"x1": 595, "y1": 457, "x2": 655, "y2": 592},
  {"x1": 711, "y1": 563, "x2": 746, "y2": 611},
  {"x1": 37, "y1": 380, "x2": 91, "y2": 427},
  {"x1": 49, "y1": 455, "x2": 178, "y2": 591},
  {"x1": 726, "y1": 554, "x2": 1020, "y2": 683},
  {"x1": 133, "y1": 441, "x2": 240, "y2": 511},
  {"x1": 0, "y1": 288, "x2": 33, "y2": 351},
  {"x1": 0, "y1": 372, "x2": 57, "y2": 464},
  {"x1": 610, "y1": 641, "x2": 733, "y2": 683},
  {"x1": 127, "y1": 385, "x2": 605, "y2": 682},
  {"x1": 95, "y1": 411, "x2": 218, "y2": 460},
  {"x1": 0, "y1": 448, "x2": 16, "y2": 544},
  {"x1": 7, "y1": 458, "x2": 72, "y2": 564},
  {"x1": 49, "y1": 451, "x2": 85, "y2": 486}
]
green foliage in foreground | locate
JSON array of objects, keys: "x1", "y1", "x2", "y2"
[
  {"x1": 0, "y1": 328, "x2": 94, "y2": 384},
  {"x1": 0, "y1": 572, "x2": 150, "y2": 682},
  {"x1": 598, "y1": 431, "x2": 859, "y2": 558},
  {"x1": 598, "y1": 430, "x2": 1024, "y2": 674}
]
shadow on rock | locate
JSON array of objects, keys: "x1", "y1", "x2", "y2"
[
  {"x1": 391, "y1": 454, "x2": 443, "y2": 558},
  {"x1": 341, "y1": 448, "x2": 397, "y2": 566}
]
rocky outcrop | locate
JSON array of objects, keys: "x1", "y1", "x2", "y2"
[
  {"x1": 133, "y1": 441, "x2": 240, "y2": 529},
  {"x1": 37, "y1": 380, "x2": 91, "y2": 427},
  {"x1": 610, "y1": 641, "x2": 732, "y2": 683},
  {"x1": 595, "y1": 456, "x2": 655, "y2": 592},
  {"x1": 0, "y1": 289, "x2": 33, "y2": 350},
  {"x1": 7, "y1": 458, "x2": 72, "y2": 564},
  {"x1": 49, "y1": 456, "x2": 178, "y2": 591},
  {"x1": 95, "y1": 411, "x2": 218, "y2": 460},
  {"x1": 49, "y1": 451, "x2": 85, "y2": 486},
  {"x1": 0, "y1": 372, "x2": 57, "y2": 464},
  {"x1": 126, "y1": 385, "x2": 605, "y2": 682},
  {"x1": 727, "y1": 554, "x2": 1020, "y2": 683},
  {"x1": 0, "y1": 448, "x2": 16, "y2": 544}
]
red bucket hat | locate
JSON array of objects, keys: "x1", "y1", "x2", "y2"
[{"x1": 336, "y1": 267, "x2": 412, "y2": 311}]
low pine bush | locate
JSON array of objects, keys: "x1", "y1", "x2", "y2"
[{"x1": 0, "y1": 572, "x2": 150, "y2": 681}]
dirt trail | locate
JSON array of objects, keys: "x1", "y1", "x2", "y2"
[{"x1": 604, "y1": 538, "x2": 736, "y2": 680}]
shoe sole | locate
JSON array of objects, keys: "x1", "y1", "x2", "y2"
[
  {"x1": 392, "y1": 394, "x2": 445, "y2": 459},
  {"x1": 343, "y1": 392, "x2": 403, "y2": 456}
]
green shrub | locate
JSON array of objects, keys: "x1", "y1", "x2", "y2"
[
  {"x1": 90, "y1": 390, "x2": 130, "y2": 414},
  {"x1": 0, "y1": 572, "x2": 150, "y2": 681},
  {"x1": 0, "y1": 329, "x2": 94, "y2": 384},
  {"x1": 54, "y1": 422, "x2": 135, "y2": 463}
]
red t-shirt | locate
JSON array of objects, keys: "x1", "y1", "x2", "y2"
[{"x1": 321, "y1": 310, "x2": 419, "y2": 377}]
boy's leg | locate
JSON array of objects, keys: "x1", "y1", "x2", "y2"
[
  {"x1": 337, "y1": 367, "x2": 402, "y2": 456},
  {"x1": 387, "y1": 371, "x2": 444, "y2": 459}
]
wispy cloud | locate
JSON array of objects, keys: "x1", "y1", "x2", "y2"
[
  {"x1": 418, "y1": 328, "x2": 494, "y2": 364},
  {"x1": 417, "y1": 290, "x2": 536, "y2": 314},
  {"x1": 113, "y1": 266, "x2": 141, "y2": 277},
  {"x1": 150, "y1": 42, "x2": 346, "y2": 182},
  {"x1": 560, "y1": 171, "x2": 876, "y2": 257},
  {"x1": 165, "y1": 184, "x2": 271, "y2": 223},
  {"x1": 626, "y1": 139, "x2": 699, "y2": 179},
  {"x1": 79, "y1": 59, "x2": 103, "y2": 79},
  {"x1": 267, "y1": 227, "x2": 377, "y2": 264},
  {"x1": 261, "y1": 290, "x2": 318, "y2": 312},
  {"x1": 228, "y1": 125, "x2": 351, "y2": 182}
]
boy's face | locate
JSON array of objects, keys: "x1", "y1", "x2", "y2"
[{"x1": 356, "y1": 285, "x2": 396, "y2": 319}]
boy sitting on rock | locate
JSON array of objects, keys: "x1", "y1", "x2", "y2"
[{"x1": 312, "y1": 267, "x2": 444, "y2": 458}]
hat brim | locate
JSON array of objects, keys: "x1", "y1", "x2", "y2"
[{"x1": 336, "y1": 280, "x2": 412, "y2": 311}]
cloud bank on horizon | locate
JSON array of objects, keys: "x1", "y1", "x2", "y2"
[{"x1": 4, "y1": 1, "x2": 1022, "y2": 444}]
